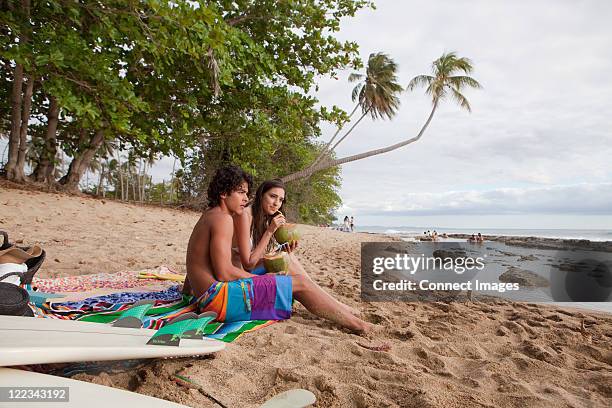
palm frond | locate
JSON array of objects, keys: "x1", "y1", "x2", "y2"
[
  {"x1": 407, "y1": 75, "x2": 434, "y2": 91},
  {"x1": 448, "y1": 75, "x2": 482, "y2": 90},
  {"x1": 348, "y1": 73, "x2": 363, "y2": 82},
  {"x1": 450, "y1": 88, "x2": 472, "y2": 112}
]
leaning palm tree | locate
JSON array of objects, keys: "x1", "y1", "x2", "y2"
[
  {"x1": 282, "y1": 52, "x2": 481, "y2": 183},
  {"x1": 309, "y1": 52, "x2": 403, "y2": 168}
]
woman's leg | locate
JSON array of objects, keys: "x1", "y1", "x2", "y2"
[
  {"x1": 286, "y1": 252, "x2": 361, "y2": 316},
  {"x1": 291, "y1": 274, "x2": 372, "y2": 334}
]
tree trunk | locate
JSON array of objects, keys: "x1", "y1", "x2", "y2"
[
  {"x1": 33, "y1": 96, "x2": 59, "y2": 183},
  {"x1": 13, "y1": 74, "x2": 34, "y2": 182},
  {"x1": 96, "y1": 163, "x2": 105, "y2": 196},
  {"x1": 131, "y1": 167, "x2": 136, "y2": 201},
  {"x1": 309, "y1": 104, "x2": 359, "y2": 169},
  {"x1": 169, "y1": 157, "x2": 176, "y2": 203},
  {"x1": 5, "y1": 0, "x2": 31, "y2": 181},
  {"x1": 160, "y1": 180, "x2": 164, "y2": 205},
  {"x1": 4, "y1": 63, "x2": 24, "y2": 180},
  {"x1": 116, "y1": 153, "x2": 124, "y2": 200},
  {"x1": 60, "y1": 129, "x2": 105, "y2": 191},
  {"x1": 281, "y1": 102, "x2": 438, "y2": 184}
]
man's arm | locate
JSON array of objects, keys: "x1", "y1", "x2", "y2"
[{"x1": 211, "y1": 214, "x2": 254, "y2": 281}]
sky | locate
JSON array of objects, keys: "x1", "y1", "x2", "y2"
[
  {"x1": 3, "y1": 1, "x2": 611, "y2": 229},
  {"x1": 105, "y1": 0, "x2": 612, "y2": 229},
  {"x1": 306, "y1": 0, "x2": 612, "y2": 229}
]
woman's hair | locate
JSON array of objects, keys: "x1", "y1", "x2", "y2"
[
  {"x1": 251, "y1": 179, "x2": 286, "y2": 253},
  {"x1": 207, "y1": 165, "x2": 253, "y2": 208}
]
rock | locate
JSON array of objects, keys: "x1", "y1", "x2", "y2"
[
  {"x1": 499, "y1": 267, "x2": 549, "y2": 287},
  {"x1": 433, "y1": 249, "x2": 467, "y2": 260},
  {"x1": 518, "y1": 254, "x2": 538, "y2": 262}
]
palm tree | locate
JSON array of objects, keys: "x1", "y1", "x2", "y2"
[
  {"x1": 281, "y1": 52, "x2": 481, "y2": 183},
  {"x1": 309, "y1": 52, "x2": 402, "y2": 168}
]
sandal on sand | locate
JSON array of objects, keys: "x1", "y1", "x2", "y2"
[
  {"x1": 0, "y1": 231, "x2": 11, "y2": 251},
  {"x1": 22, "y1": 248, "x2": 46, "y2": 284},
  {"x1": 0, "y1": 245, "x2": 42, "y2": 264},
  {"x1": 0, "y1": 280, "x2": 34, "y2": 317},
  {"x1": 0, "y1": 245, "x2": 45, "y2": 285}
]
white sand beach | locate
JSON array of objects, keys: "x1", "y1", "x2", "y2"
[{"x1": 1, "y1": 186, "x2": 611, "y2": 407}]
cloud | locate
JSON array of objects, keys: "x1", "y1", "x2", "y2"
[
  {"x1": 312, "y1": 0, "x2": 612, "y2": 226},
  {"x1": 348, "y1": 183, "x2": 612, "y2": 216}
]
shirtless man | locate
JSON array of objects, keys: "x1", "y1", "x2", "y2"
[{"x1": 183, "y1": 165, "x2": 372, "y2": 334}]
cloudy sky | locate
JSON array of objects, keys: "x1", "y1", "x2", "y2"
[
  {"x1": 4, "y1": 1, "x2": 609, "y2": 229},
  {"x1": 305, "y1": 0, "x2": 612, "y2": 229}
]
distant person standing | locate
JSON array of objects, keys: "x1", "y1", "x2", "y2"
[
  {"x1": 350, "y1": 216, "x2": 354, "y2": 232},
  {"x1": 343, "y1": 216, "x2": 350, "y2": 232}
]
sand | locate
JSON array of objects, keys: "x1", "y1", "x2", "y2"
[{"x1": 1, "y1": 186, "x2": 611, "y2": 407}]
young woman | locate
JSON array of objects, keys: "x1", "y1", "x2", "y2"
[
  {"x1": 233, "y1": 179, "x2": 362, "y2": 316},
  {"x1": 232, "y1": 179, "x2": 291, "y2": 274}
]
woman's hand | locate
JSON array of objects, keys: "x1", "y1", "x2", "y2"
[
  {"x1": 280, "y1": 240, "x2": 298, "y2": 253},
  {"x1": 267, "y1": 213, "x2": 286, "y2": 234}
]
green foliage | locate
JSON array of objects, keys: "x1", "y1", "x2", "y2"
[
  {"x1": 1, "y1": 0, "x2": 373, "y2": 221},
  {"x1": 179, "y1": 85, "x2": 342, "y2": 223}
]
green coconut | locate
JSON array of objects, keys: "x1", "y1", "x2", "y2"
[
  {"x1": 263, "y1": 252, "x2": 289, "y2": 274},
  {"x1": 274, "y1": 223, "x2": 301, "y2": 245}
]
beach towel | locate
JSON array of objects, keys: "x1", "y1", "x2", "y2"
[
  {"x1": 28, "y1": 269, "x2": 284, "y2": 342},
  {"x1": 138, "y1": 270, "x2": 186, "y2": 282},
  {"x1": 32, "y1": 266, "x2": 179, "y2": 293},
  {"x1": 197, "y1": 274, "x2": 293, "y2": 322},
  {"x1": 48, "y1": 285, "x2": 184, "y2": 313}
]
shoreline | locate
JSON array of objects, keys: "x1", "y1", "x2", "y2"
[{"x1": 446, "y1": 234, "x2": 612, "y2": 252}]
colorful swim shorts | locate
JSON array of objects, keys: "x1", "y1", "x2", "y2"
[{"x1": 197, "y1": 274, "x2": 292, "y2": 322}]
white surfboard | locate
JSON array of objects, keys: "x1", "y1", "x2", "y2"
[
  {"x1": 0, "y1": 316, "x2": 225, "y2": 366},
  {"x1": 0, "y1": 368, "x2": 315, "y2": 408},
  {"x1": 260, "y1": 388, "x2": 316, "y2": 408},
  {"x1": 0, "y1": 367, "x2": 187, "y2": 407}
]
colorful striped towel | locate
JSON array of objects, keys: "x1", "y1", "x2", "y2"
[{"x1": 28, "y1": 270, "x2": 278, "y2": 342}]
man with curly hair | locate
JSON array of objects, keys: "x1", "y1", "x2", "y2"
[{"x1": 184, "y1": 165, "x2": 372, "y2": 334}]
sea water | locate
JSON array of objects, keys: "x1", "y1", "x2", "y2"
[
  {"x1": 359, "y1": 226, "x2": 612, "y2": 242},
  {"x1": 359, "y1": 226, "x2": 612, "y2": 314}
]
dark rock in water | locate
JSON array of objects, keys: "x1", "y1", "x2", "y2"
[
  {"x1": 518, "y1": 254, "x2": 539, "y2": 262},
  {"x1": 383, "y1": 245, "x2": 410, "y2": 254},
  {"x1": 433, "y1": 249, "x2": 467, "y2": 259},
  {"x1": 446, "y1": 234, "x2": 612, "y2": 252},
  {"x1": 499, "y1": 267, "x2": 549, "y2": 287}
]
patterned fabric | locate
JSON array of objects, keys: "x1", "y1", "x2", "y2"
[
  {"x1": 32, "y1": 266, "x2": 179, "y2": 293},
  {"x1": 27, "y1": 267, "x2": 282, "y2": 342},
  {"x1": 197, "y1": 274, "x2": 293, "y2": 322},
  {"x1": 49, "y1": 285, "x2": 183, "y2": 312}
]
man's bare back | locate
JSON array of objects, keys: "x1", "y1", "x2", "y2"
[{"x1": 184, "y1": 182, "x2": 254, "y2": 298}]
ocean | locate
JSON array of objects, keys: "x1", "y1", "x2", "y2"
[
  {"x1": 358, "y1": 227, "x2": 612, "y2": 242},
  {"x1": 357, "y1": 226, "x2": 612, "y2": 314}
]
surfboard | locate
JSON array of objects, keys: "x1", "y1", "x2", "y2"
[
  {"x1": 0, "y1": 367, "x2": 187, "y2": 407},
  {"x1": 0, "y1": 316, "x2": 225, "y2": 366},
  {"x1": 0, "y1": 368, "x2": 316, "y2": 408},
  {"x1": 260, "y1": 388, "x2": 317, "y2": 408}
]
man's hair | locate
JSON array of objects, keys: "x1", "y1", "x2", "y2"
[{"x1": 207, "y1": 165, "x2": 253, "y2": 208}]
